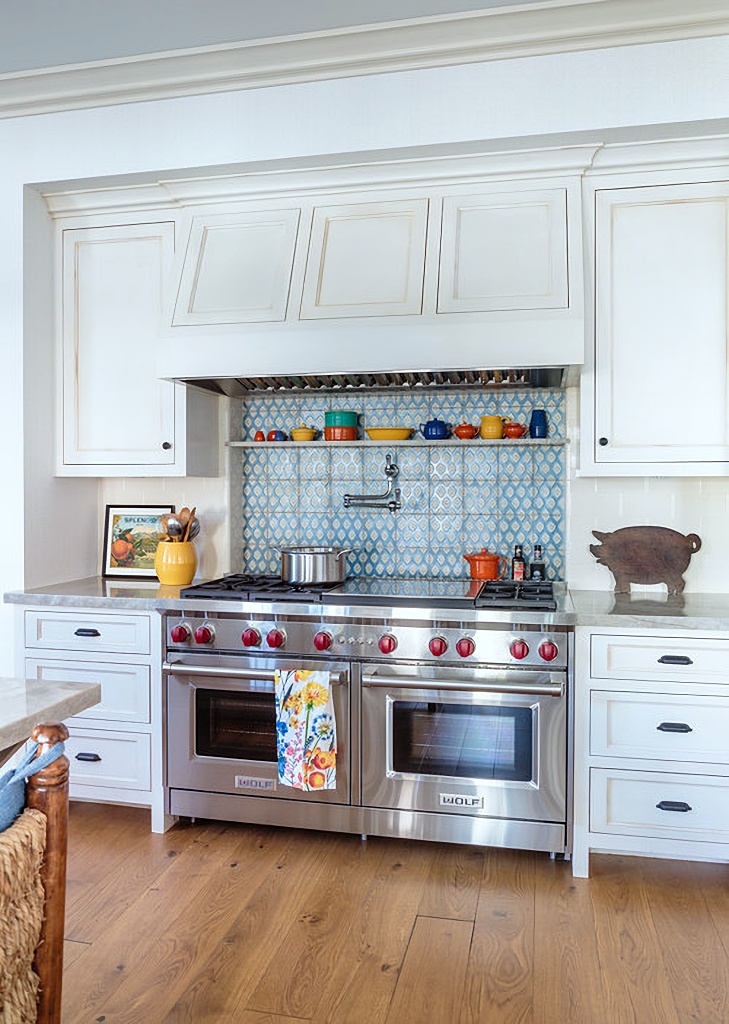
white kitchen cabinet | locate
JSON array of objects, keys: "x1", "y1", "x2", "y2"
[
  {"x1": 21, "y1": 607, "x2": 171, "y2": 832},
  {"x1": 438, "y1": 188, "x2": 568, "y2": 313},
  {"x1": 300, "y1": 198, "x2": 429, "y2": 319},
  {"x1": 584, "y1": 179, "x2": 729, "y2": 475},
  {"x1": 172, "y1": 206, "x2": 302, "y2": 325},
  {"x1": 59, "y1": 220, "x2": 218, "y2": 476},
  {"x1": 572, "y1": 627, "x2": 729, "y2": 877}
]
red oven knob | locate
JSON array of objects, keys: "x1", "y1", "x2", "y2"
[
  {"x1": 378, "y1": 634, "x2": 398, "y2": 655},
  {"x1": 194, "y1": 625, "x2": 214, "y2": 645},
  {"x1": 539, "y1": 640, "x2": 559, "y2": 662},
  {"x1": 429, "y1": 636, "x2": 448, "y2": 657},
  {"x1": 266, "y1": 629, "x2": 285, "y2": 649},
  {"x1": 313, "y1": 630, "x2": 333, "y2": 652},
  {"x1": 170, "y1": 624, "x2": 190, "y2": 643},
  {"x1": 241, "y1": 627, "x2": 261, "y2": 647},
  {"x1": 456, "y1": 637, "x2": 475, "y2": 658},
  {"x1": 510, "y1": 639, "x2": 529, "y2": 660}
]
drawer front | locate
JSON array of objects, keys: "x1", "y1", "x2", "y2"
[
  {"x1": 590, "y1": 634, "x2": 729, "y2": 684},
  {"x1": 590, "y1": 690, "x2": 729, "y2": 764},
  {"x1": 66, "y1": 729, "x2": 151, "y2": 791},
  {"x1": 590, "y1": 768, "x2": 729, "y2": 843},
  {"x1": 25, "y1": 658, "x2": 150, "y2": 724},
  {"x1": 25, "y1": 610, "x2": 150, "y2": 655}
]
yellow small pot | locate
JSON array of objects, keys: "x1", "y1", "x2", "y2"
[{"x1": 154, "y1": 541, "x2": 197, "y2": 586}]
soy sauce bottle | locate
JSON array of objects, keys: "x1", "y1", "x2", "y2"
[{"x1": 511, "y1": 544, "x2": 526, "y2": 581}]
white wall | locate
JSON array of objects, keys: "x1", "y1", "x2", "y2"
[{"x1": 3, "y1": 35, "x2": 729, "y2": 672}]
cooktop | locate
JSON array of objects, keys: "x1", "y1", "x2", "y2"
[{"x1": 180, "y1": 575, "x2": 557, "y2": 611}]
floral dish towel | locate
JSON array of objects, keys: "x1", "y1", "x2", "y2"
[{"x1": 274, "y1": 669, "x2": 337, "y2": 791}]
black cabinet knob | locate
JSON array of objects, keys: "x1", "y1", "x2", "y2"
[
  {"x1": 74, "y1": 628, "x2": 100, "y2": 637},
  {"x1": 657, "y1": 655, "x2": 693, "y2": 666},
  {"x1": 75, "y1": 752, "x2": 102, "y2": 762},
  {"x1": 656, "y1": 722, "x2": 693, "y2": 733},
  {"x1": 162, "y1": 441, "x2": 172, "y2": 450},
  {"x1": 598, "y1": 437, "x2": 609, "y2": 447}
]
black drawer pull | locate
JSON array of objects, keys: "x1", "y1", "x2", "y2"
[
  {"x1": 74, "y1": 628, "x2": 101, "y2": 638},
  {"x1": 657, "y1": 654, "x2": 693, "y2": 665},
  {"x1": 75, "y1": 752, "x2": 102, "y2": 762},
  {"x1": 656, "y1": 722, "x2": 693, "y2": 733},
  {"x1": 656, "y1": 800, "x2": 692, "y2": 813}
]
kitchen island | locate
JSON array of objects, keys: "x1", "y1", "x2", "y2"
[{"x1": 1, "y1": 676, "x2": 101, "y2": 764}]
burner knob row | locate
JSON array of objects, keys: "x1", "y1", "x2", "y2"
[
  {"x1": 241, "y1": 627, "x2": 286, "y2": 649},
  {"x1": 509, "y1": 639, "x2": 560, "y2": 662}
]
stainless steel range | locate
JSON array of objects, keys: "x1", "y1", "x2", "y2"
[{"x1": 163, "y1": 576, "x2": 572, "y2": 855}]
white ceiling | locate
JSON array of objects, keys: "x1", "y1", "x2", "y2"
[{"x1": 0, "y1": 0, "x2": 528, "y2": 74}]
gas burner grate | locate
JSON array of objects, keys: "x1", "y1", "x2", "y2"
[
  {"x1": 180, "y1": 574, "x2": 341, "y2": 602},
  {"x1": 475, "y1": 580, "x2": 557, "y2": 611}
]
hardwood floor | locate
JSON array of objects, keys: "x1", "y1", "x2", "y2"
[{"x1": 61, "y1": 802, "x2": 729, "y2": 1023}]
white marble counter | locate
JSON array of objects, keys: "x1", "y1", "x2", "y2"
[
  {"x1": 1, "y1": 678, "x2": 101, "y2": 758},
  {"x1": 6, "y1": 577, "x2": 729, "y2": 632}
]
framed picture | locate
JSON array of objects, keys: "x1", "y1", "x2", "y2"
[{"x1": 102, "y1": 505, "x2": 174, "y2": 578}]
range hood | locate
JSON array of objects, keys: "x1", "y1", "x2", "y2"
[{"x1": 176, "y1": 367, "x2": 567, "y2": 398}]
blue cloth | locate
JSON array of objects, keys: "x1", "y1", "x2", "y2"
[{"x1": 0, "y1": 741, "x2": 65, "y2": 833}]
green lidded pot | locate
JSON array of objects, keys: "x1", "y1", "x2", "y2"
[{"x1": 325, "y1": 410, "x2": 358, "y2": 427}]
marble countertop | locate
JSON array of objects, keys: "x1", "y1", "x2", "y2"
[
  {"x1": 1, "y1": 678, "x2": 101, "y2": 759},
  {"x1": 6, "y1": 577, "x2": 729, "y2": 631}
]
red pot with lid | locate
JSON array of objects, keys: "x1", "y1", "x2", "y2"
[{"x1": 463, "y1": 548, "x2": 507, "y2": 580}]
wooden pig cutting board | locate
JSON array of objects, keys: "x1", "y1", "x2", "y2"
[{"x1": 589, "y1": 526, "x2": 702, "y2": 595}]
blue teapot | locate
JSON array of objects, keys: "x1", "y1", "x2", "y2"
[{"x1": 420, "y1": 418, "x2": 452, "y2": 440}]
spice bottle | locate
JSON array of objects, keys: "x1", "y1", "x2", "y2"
[
  {"x1": 511, "y1": 544, "x2": 526, "y2": 581},
  {"x1": 530, "y1": 544, "x2": 546, "y2": 581}
]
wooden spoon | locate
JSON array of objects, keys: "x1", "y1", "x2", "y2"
[
  {"x1": 178, "y1": 507, "x2": 191, "y2": 528},
  {"x1": 183, "y1": 507, "x2": 197, "y2": 542}
]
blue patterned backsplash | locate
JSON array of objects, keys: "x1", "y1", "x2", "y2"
[{"x1": 239, "y1": 388, "x2": 566, "y2": 580}]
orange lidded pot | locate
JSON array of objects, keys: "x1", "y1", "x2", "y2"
[{"x1": 462, "y1": 548, "x2": 507, "y2": 580}]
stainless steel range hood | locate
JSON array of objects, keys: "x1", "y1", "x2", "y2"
[{"x1": 176, "y1": 367, "x2": 567, "y2": 398}]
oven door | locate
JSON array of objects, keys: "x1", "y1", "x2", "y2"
[
  {"x1": 164, "y1": 654, "x2": 351, "y2": 803},
  {"x1": 361, "y1": 663, "x2": 565, "y2": 823}
]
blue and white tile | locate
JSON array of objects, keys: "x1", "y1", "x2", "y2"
[
  {"x1": 396, "y1": 547, "x2": 431, "y2": 577},
  {"x1": 299, "y1": 512, "x2": 333, "y2": 542},
  {"x1": 429, "y1": 447, "x2": 464, "y2": 481},
  {"x1": 299, "y1": 446, "x2": 331, "y2": 480},
  {"x1": 463, "y1": 448, "x2": 498, "y2": 480},
  {"x1": 298, "y1": 480, "x2": 331, "y2": 513},
  {"x1": 428, "y1": 547, "x2": 464, "y2": 578},
  {"x1": 267, "y1": 513, "x2": 301, "y2": 547},
  {"x1": 398, "y1": 477, "x2": 429, "y2": 510},
  {"x1": 463, "y1": 482, "x2": 498, "y2": 515},
  {"x1": 399, "y1": 448, "x2": 429, "y2": 478},
  {"x1": 430, "y1": 513, "x2": 463, "y2": 547},
  {"x1": 266, "y1": 448, "x2": 301, "y2": 480},
  {"x1": 396, "y1": 514, "x2": 429, "y2": 548},
  {"x1": 460, "y1": 515, "x2": 499, "y2": 553},
  {"x1": 267, "y1": 481, "x2": 299, "y2": 513},
  {"x1": 430, "y1": 480, "x2": 462, "y2": 515},
  {"x1": 498, "y1": 447, "x2": 534, "y2": 479},
  {"x1": 330, "y1": 448, "x2": 364, "y2": 481}
]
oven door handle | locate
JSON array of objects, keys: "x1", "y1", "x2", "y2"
[
  {"x1": 163, "y1": 660, "x2": 346, "y2": 685},
  {"x1": 361, "y1": 673, "x2": 564, "y2": 697}
]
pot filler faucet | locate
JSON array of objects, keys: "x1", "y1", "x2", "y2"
[{"x1": 344, "y1": 453, "x2": 402, "y2": 515}]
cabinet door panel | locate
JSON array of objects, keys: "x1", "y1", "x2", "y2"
[
  {"x1": 590, "y1": 690, "x2": 729, "y2": 764},
  {"x1": 66, "y1": 729, "x2": 151, "y2": 791},
  {"x1": 62, "y1": 222, "x2": 176, "y2": 467},
  {"x1": 590, "y1": 768, "x2": 729, "y2": 843},
  {"x1": 25, "y1": 658, "x2": 150, "y2": 724},
  {"x1": 173, "y1": 209, "x2": 300, "y2": 325},
  {"x1": 439, "y1": 189, "x2": 568, "y2": 312},
  {"x1": 300, "y1": 200, "x2": 427, "y2": 319},
  {"x1": 595, "y1": 183, "x2": 729, "y2": 465}
]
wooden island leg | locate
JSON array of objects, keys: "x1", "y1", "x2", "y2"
[{"x1": 26, "y1": 723, "x2": 70, "y2": 1024}]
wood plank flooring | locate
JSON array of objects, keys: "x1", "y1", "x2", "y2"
[{"x1": 61, "y1": 803, "x2": 729, "y2": 1023}]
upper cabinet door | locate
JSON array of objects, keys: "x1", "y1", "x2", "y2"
[
  {"x1": 438, "y1": 189, "x2": 568, "y2": 313},
  {"x1": 62, "y1": 222, "x2": 177, "y2": 469},
  {"x1": 172, "y1": 208, "x2": 301, "y2": 325},
  {"x1": 300, "y1": 199, "x2": 428, "y2": 319},
  {"x1": 592, "y1": 181, "x2": 729, "y2": 470}
]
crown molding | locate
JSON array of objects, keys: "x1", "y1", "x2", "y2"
[{"x1": 1, "y1": 0, "x2": 729, "y2": 120}]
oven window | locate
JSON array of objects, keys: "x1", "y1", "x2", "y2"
[
  {"x1": 196, "y1": 691, "x2": 277, "y2": 761},
  {"x1": 391, "y1": 701, "x2": 532, "y2": 781}
]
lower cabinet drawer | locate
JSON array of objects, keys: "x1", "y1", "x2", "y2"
[
  {"x1": 26, "y1": 658, "x2": 150, "y2": 724},
  {"x1": 66, "y1": 729, "x2": 151, "y2": 791},
  {"x1": 590, "y1": 690, "x2": 729, "y2": 764},
  {"x1": 25, "y1": 610, "x2": 150, "y2": 655},
  {"x1": 590, "y1": 768, "x2": 729, "y2": 844}
]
